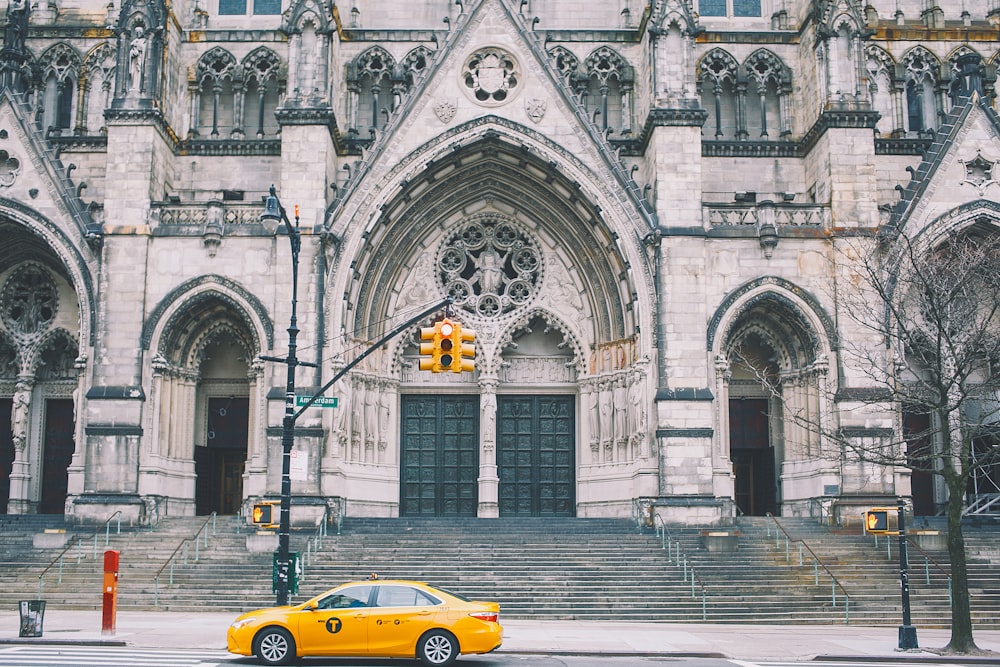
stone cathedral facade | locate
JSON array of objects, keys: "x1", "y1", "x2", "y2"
[{"x1": 1, "y1": 0, "x2": 999, "y2": 525}]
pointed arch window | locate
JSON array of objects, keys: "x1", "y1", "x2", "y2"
[
  {"x1": 243, "y1": 48, "x2": 281, "y2": 138},
  {"x1": 39, "y1": 44, "x2": 80, "y2": 136},
  {"x1": 348, "y1": 47, "x2": 395, "y2": 138},
  {"x1": 81, "y1": 43, "x2": 116, "y2": 135},
  {"x1": 192, "y1": 48, "x2": 238, "y2": 139},
  {"x1": 902, "y1": 48, "x2": 939, "y2": 137},
  {"x1": 699, "y1": 50, "x2": 739, "y2": 139},
  {"x1": 744, "y1": 50, "x2": 790, "y2": 139},
  {"x1": 583, "y1": 47, "x2": 633, "y2": 136},
  {"x1": 548, "y1": 46, "x2": 580, "y2": 84},
  {"x1": 864, "y1": 46, "x2": 896, "y2": 137}
]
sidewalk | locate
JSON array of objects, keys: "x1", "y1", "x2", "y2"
[{"x1": 1, "y1": 609, "x2": 999, "y2": 661}]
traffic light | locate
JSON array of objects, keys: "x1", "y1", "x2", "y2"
[
  {"x1": 419, "y1": 320, "x2": 446, "y2": 372},
  {"x1": 865, "y1": 509, "x2": 889, "y2": 534},
  {"x1": 439, "y1": 319, "x2": 456, "y2": 368},
  {"x1": 252, "y1": 502, "x2": 276, "y2": 527},
  {"x1": 451, "y1": 324, "x2": 476, "y2": 373}
]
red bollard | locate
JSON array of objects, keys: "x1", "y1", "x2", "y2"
[{"x1": 102, "y1": 550, "x2": 119, "y2": 636}]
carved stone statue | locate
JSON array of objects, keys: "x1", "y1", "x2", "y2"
[
  {"x1": 10, "y1": 381, "x2": 29, "y2": 451},
  {"x1": 128, "y1": 26, "x2": 147, "y2": 92}
]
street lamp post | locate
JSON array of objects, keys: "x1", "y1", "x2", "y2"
[{"x1": 259, "y1": 184, "x2": 317, "y2": 606}]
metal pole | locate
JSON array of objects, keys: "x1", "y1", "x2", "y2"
[
  {"x1": 897, "y1": 498, "x2": 918, "y2": 649},
  {"x1": 275, "y1": 203, "x2": 301, "y2": 608}
]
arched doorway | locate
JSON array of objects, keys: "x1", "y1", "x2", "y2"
[
  {"x1": 0, "y1": 253, "x2": 82, "y2": 515},
  {"x1": 714, "y1": 283, "x2": 832, "y2": 517},
  {"x1": 147, "y1": 284, "x2": 265, "y2": 517}
]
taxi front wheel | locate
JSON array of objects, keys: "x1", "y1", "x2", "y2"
[
  {"x1": 253, "y1": 627, "x2": 295, "y2": 666},
  {"x1": 417, "y1": 629, "x2": 458, "y2": 667}
]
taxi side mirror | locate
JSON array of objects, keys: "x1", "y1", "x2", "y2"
[{"x1": 306, "y1": 602, "x2": 318, "y2": 611}]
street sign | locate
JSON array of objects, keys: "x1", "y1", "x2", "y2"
[{"x1": 295, "y1": 395, "x2": 338, "y2": 408}]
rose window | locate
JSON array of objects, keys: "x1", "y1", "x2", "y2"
[
  {"x1": 438, "y1": 217, "x2": 542, "y2": 318},
  {"x1": 462, "y1": 48, "x2": 519, "y2": 105}
]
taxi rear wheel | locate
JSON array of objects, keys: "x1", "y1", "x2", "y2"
[
  {"x1": 253, "y1": 626, "x2": 295, "y2": 666},
  {"x1": 417, "y1": 629, "x2": 458, "y2": 667}
]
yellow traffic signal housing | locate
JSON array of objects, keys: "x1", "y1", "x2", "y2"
[
  {"x1": 865, "y1": 509, "x2": 890, "y2": 534},
  {"x1": 252, "y1": 502, "x2": 277, "y2": 527},
  {"x1": 419, "y1": 322, "x2": 444, "y2": 372},
  {"x1": 439, "y1": 319, "x2": 456, "y2": 369},
  {"x1": 454, "y1": 325, "x2": 476, "y2": 373}
]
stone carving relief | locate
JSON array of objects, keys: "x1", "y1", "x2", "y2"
[
  {"x1": 2, "y1": 264, "x2": 58, "y2": 338},
  {"x1": 438, "y1": 215, "x2": 543, "y2": 319},
  {"x1": 0, "y1": 149, "x2": 21, "y2": 187},
  {"x1": 585, "y1": 370, "x2": 650, "y2": 464},
  {"x1": 960, "y1": 149, "x2": 998, "y2": 197},
  {"x1": 524, "y1": 98, "x2": 546, "y2": 123},
  {"x1": 434, "y1": 98, "x2": 457, "y2": 123},
  {"x1": 462, "y1": 48, "x2": 519, "y2": 106}
]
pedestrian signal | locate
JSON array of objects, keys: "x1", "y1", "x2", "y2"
[
  {"x1": 865, "y1": 509, "x2": 889, "y2": 534},
  {"x1": 252, "y1": 503, "x2": 276, "y2": 526}
]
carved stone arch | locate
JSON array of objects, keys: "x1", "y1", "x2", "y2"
[
  {"x1": 343, "y1": 127, "x2": 636, "y2": 352},
  {"x1": 354, "y1": 46, "x2": 395, "y2": 83},
  {"x1": 0, "y1": 261, "x2": 58, "y2": 341},
  {"x1": 243, "y1": 47, "x2": 281, "y2": 85},
  {"x1": 398, "y1": 46, "x2": 434, "y2": 88},
  {"x1": 864, "y1": 44, "x2": 895, "y2": 84},
  {"x1": 283, "y1": 0, "x2": 333, "y2": 33},
  {"x1": 744, "y1": 49, "x2": 789, "y2": 88},
  {"x1": 196, "y1": 47, "x2": 238, "y2": 86},
  {"x1": 497, "y1": 307, "x2": 586, "y2": 374},
  {"x1": 585, "y1": 46, "x2": 628, "y2": 85},
  {"x1": 141, "y1": 275, "x2": 273, "y2": 353},
  {"x1": 816, "y1": 0, "x2": 865, "y2": 32},
  {"x1": 652, "y1": 0, "x2": 699, "y2": 34},
  {"x1": 547, "y1": 45, "x2": 579, "y2": 83},
  {"x1": 39, "y1": 43, "x2": 81, "y2": 82},
  {"x1": 31, "y1": 327, "x2": 78, "y2": 380},
  {"x1": 181, "y1": 320, "x2": 254, "y2": 370},
  {"x1": 708, "y1": 277, "x2": 838, "y2": 361},
  {"x1": 909, "y1": 201, "x2": 1000, "y2": 250},
  {"x1": 0, "y1": 205, "x2": 98, "y2": 348},
  {"x1": 156, "y1": 291, "x2": 260, "y2": 369},
  {"x1": 698, "y1": 49, "x2": 739, "y2": 85},
  {"x1": 901, "y1": 46, "x2": 940, "y2": 85}
]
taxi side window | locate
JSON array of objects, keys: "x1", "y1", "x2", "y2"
[
  {"x1": 375, "y1": 585, "x2": 440, "y2": 608},
  {"x1": 317, "y1": 585, "x2": 372, "y2": 609}
]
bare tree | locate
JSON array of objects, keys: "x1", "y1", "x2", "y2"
[{"x1": 734, "y1": 229, "x2": 1000, "y2": 653}]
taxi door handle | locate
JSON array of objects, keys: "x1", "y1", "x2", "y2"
[{"x1": 417, "y1": 611, "x2": 431, "y2": 616}]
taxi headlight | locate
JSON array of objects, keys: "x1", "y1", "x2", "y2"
[{"x1": 230, "y1": 617, "x2": 257, "y2": 630}]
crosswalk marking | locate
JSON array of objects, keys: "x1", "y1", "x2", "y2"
[{"x1": 0, "y1": 646, "x2": 235, "y2": 667}]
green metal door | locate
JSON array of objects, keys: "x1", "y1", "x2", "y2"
[
  {"x1": 497, "y1": 396, "x2": 575, "y2": 517},
  {"x1": 400, "y1": 396, "x2": 479, "y2": 516}
]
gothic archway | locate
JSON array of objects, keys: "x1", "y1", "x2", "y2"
[
  {"x1": 711, "y1": 279, "x2": 836, "y2": 517},
  {"x1": 144, "y1": 284, "x2": 268, "y2": 516}
]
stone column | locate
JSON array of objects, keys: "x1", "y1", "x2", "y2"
[
  {"x1": 7, "y1": 377, "x2": 34, "y2": 513},
  {"x1": 477, "y1": 378, "x2": 499, "y2": 518}
]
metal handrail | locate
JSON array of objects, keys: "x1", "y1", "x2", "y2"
[
  {"x1": 37, "y1": 511, "x2": 123, "y2": 599},
  {"x1": 153, "y1": 513, "x2": 217, "y2": 607},
  {"x1": 649, "y1": 513, "x2": 709, "y2": 620},
  {"x1": 872, "y1": 530, "x2": 953, "y2": 605},
  {"x1": 766, "y1": 513, "x2": 851, "y2": 624},
  {"x1": 302, "y1": 506, "x2": 331, "y2": 570}
]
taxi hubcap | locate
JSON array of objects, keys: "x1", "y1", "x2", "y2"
[
  {"x1": 260, "y1": 633, "x2": 288, "y2": 661},
  {"x1": 424, "y1": 635, "x2": 453, "y2": 663}
]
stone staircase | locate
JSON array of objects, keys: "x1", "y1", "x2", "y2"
[{"x1": 0, "y1": 513, "x2": 996, "y2": 627}]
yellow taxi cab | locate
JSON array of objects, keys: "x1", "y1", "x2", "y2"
[{"x1": 227, "y1": 578, "x2": 502, "y2": 666}]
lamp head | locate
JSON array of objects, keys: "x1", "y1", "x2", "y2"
[{"x1": 260, "y1": 185, "x2": 282, "y2": 235}]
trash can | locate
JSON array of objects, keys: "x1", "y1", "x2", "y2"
[{"x1": 18, "y1": 600, "x2": 45, "y2": 638}]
